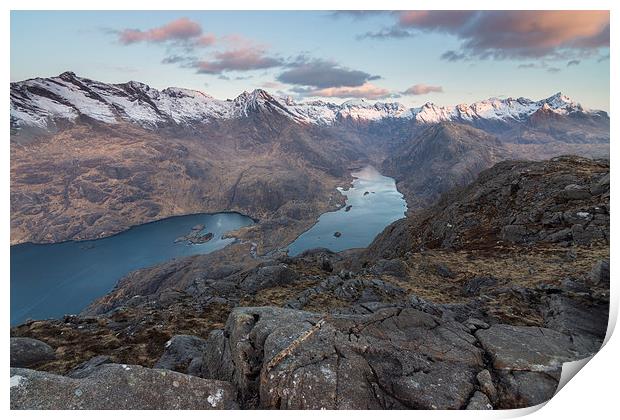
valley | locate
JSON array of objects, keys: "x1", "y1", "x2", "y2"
[{"x1": 10, "y1": 73, "x2": 609, "y2": 249}]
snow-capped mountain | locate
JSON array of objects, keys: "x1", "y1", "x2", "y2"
[{"x1": 10, "y1": 72, "x2": 605, "y2": 132}]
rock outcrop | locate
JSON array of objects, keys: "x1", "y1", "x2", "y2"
[
  {"x1": 10, "y1": 363, "x2": 238, "y2": 410},
  {"x1": 200, "y1": 306, "x2": 484, "y2": 409},
  {"x1": 189, "y1": 301, "x2": 605, "y2": 409},
  {"x1": 10, "y1": 337, "x2": 56, "y2": 368},
  {"x1": 369, "y1": 156, "x2": 609, "y2": 258},
  {"x1": 154, "y1": 335, "x2": 209, "y2": 376}
]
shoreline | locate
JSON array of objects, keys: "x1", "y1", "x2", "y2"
[{"x1": 10, "y1": 210, "x2": 259, "y2": 248}]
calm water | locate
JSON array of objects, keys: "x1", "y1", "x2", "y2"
[
  {"x1": 10, "y1": 212, "x2": 254, "y2": 325},
  {"x1": 287, "y1": 166, "x2": 407, "y2": 256}
]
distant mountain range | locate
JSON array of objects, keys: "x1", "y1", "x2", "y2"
[
  {"x1": 11, "y1": 72, "x2": 609, "y2": 138},
  {"x1": 9, "y1": 72, "x2": 610, "y2": 246}
]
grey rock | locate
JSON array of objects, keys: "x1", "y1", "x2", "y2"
[
  {"x1": 10, "y1": 364, "x2": 238, "y2": 409},
  {"x1": 542, "y1": 294, "x2": 608, "y2": 354},
  {"x1": 202, "y1": 306, "x2": 484, "y2": 409},
  {"x1": 436, "y1": 263, "x2": 456, "y2": 279},
  {"x1": 239, "y1": 264, "x2": 300, "y2": 293},
  {"x1": 371, "y1": 259, "x2": 409, "y2": 278},
  {"x1": 464, "y1": 318, "x2": 489, "y2": 331},
  {"x1": 476, "y1": 369, "x2": 498, "y2": 403},
  {"x1": 466, "y1": 391, "x2": 493, "y2": 410},
  {"x1": 200, "y1": 330, "x2": 236, "y2": 384},
  {"x1": 590, "y1": 173, "x2": 609, "y2": 196},
  {"x1": 319, "y1": 256, "x2": 333, "y2": 272},
  {"x1": 559, "y1": 184, "x2": 591, "y2": 201},
  {"x1": 588, "y1": 259, "x2": 610, "y2": 285},
  {"x1": 571, "y1": 223, "x2": 605, "y2": 244},
  {"x1": 462, "y1": 276, "x2": 498, "y2": 296},
  {"x1": 10, "y1": 337, "x2": 56, "y2": 368},
  {"x1": 496, "y1": 370, "x2": 559, "y2": 408},
  {"x1": 334, "y1": 278, "x2": 405, "y2": 302},
  {"x1": 475, "y1": 324, "x2": 582, "y2": 371},
  {"x1": 545, "y1": 228, "x2": 572, "y2": 242},
  {"x1": 501, "y1": 225, "x2": 529, "y2": 243},
  {"x1": 67, "y1": 355, "x2": 113, "y2": 379},
  {"x1": 154, "y1": 335, "x2": 209, "y2": 376}
]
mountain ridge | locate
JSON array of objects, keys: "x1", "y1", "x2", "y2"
[{"x1": 11, "y1": 72, "x2": 608, "y2": 133}]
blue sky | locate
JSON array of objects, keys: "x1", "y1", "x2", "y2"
[{"x1": 10, "y1": 11, "x2": 610, "y2": 110}]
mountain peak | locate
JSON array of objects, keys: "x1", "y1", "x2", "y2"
[
  {"x1": 234, "y1": 88, "x2": 277, "y2": 104},
  {"x1": 58, "y1": 71, "x2": 77, "y2": 80},
  {"x1": 125, "y1": 80, "x2": 151, "y2": 91},
  {"x1": 341, "y1": 98, "x2": 368, "y2": 107}
]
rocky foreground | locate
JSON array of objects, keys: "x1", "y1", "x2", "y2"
[{"x1": 10, "y1": 156, "x2": 610, "y2": 409}]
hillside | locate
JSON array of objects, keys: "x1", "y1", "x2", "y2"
[
  {"x1": 9, "y1": 73, "x2": 610, "y2": 247},
  {"x1": 12, "y1": 156, "x2": 609, "y2": 409}
]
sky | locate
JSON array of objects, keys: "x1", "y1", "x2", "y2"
[{"x1": 10, "y1": 10, "x2": 610, "y2": 111}]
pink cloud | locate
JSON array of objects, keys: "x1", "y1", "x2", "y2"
[
  {"x1": 195, "y1": 48, "x2": 282, "y2": 74},
  {"x1": 396, "y1": 11, "x2": 609, "y2": 59},
  {"x1": 402, "y1": 84, "x2": 443, "y2": 95},
  {"x1": 306, "y1": 82, "x2": 391, "y2": 99},
  {"x1": 399, "y1": 11, "x2": 475, "y2": 30},
  {"x1": 261, "y1": 81, "x2": 284, "y2": 89},
  {"x1": 196, "y1": 34, "x2": 217, "y2": 47},
  {"x1": 118, "y1": 17, "x2": 205, "y2": 44}
]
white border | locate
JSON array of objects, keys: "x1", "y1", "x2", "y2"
[{"x1": 3, "y1": 1, "x2": 616, "y2": 419}]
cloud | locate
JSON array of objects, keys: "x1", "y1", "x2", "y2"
[
  {"x1": 357, "y1": 27, "x2": 414, "y2": 40},
  {"x1": 261, "y1": 81, "x2": 284, "y2": 89},
  {"x1": 295, "y1": 82, "x2": 391, "y2": 100},
  {"x1": 366, "y1": 11, "x2": 609, "y2": 60},
  {"x1": 517, "y1": 63, "x2": 537, "y2": 69},
  {"x1": 567, "y1": 60, "x2": 581, "y2": 67},
  {"x1": 195, "y1": 34, "x2": 217, "y2": 47},
  {"x1": 440, "y1": 50, "x2": 467, "y2": 62},
  {"x1": 277, "y1": 57, "x2": 380, "y2": 89},
  {"x1": 330, "y1": 11, "x2": 391, "y2": 20},
  {"x1": 402, "y1": 84, "x2": 443, "y2": 95},
  {"x1": 398, "y1": 10, "x2": 476, "y2": 30},
  {"x1": 547, "y1": 67, "x2": 561, "y2": 74},
  {"x1": 194, "y1": 48, "x2": 282, "y2": 74},
  {"x1": 598, "y1": 54, "x2": 610, "y2": 62},
  {"x1": 118, "y1": 17, "x2": 205, "y2": 45},
  {"x1": 161, "y1": 55, "x2": 195, "y2": 64}
]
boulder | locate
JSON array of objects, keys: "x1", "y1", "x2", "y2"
[
  {"x1": 154, "y1": 335, "x2": 209, "y2": 376},
  {"x1": 588, "y1": 259, "x2": 610, "y2": 285},
  {"x1": 239, "y1": 264, "x2": 300, "y2": 293},
  {"x1": 370, "y1": 259, "x2": 409, "y2": 278},
  {"x1": 10, "y1": 337, "x2": 56, "y2": 368},
  {"x1": 590, "y1": 173, "x2": 609, "y2": 196},
  {"x1": 475, "y1": 324, "x2": 583, "y2": 372},
  {"x1": 558, "y1": 184, "x2": 591, "y2": 201},
  {"x1": 10, "y1": 364, "x2": 238, "y2": 409}
]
